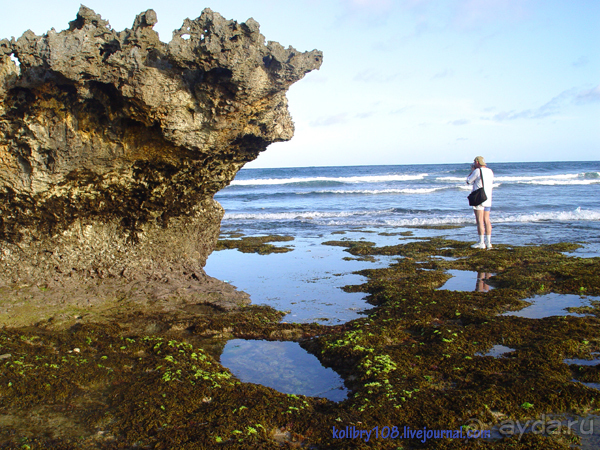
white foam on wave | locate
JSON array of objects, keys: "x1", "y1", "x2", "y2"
[
  {"x1": 437, "y1": 176, "x2": 468, "y2": 182},
  {"x1": 320, "y1": 216, "x2": 473, "y2": 227},
  {"x1": 458, "y1": 183, "x2": 501, "y2": 191},
  {"x1": 438, "y1": 172, "x2": 599, "y2": 186},
  {"x1": 375, "y1": 209, "x2": 600, "y2": 227},
  {"x1": 380, "y1": 216, "x2": 471, "y2": 227},
  {"x1": 496, "y1": 173, "x2": 600, "y2": 185},
  {"x1": 230, "y1": 173, "x2": 428, "y2": 186},
  {"x1": 496, "y1": 173, "x2": 580, "y2": 182},
  {"x1": 223, "y1": 208, "x2": 600, "y2": 226},
  {"x1": 524, "y1": 179, "x2": 600, "y2": 186},
  {"x1": 223, "y1": 209, "x2": 396, "y2": 221},
  {"x1": 296, "y1": 187, "x2": 447, "y2": 195},
  {"x1": 438, "y1": 176, "x2": 501, "y2": 189},
  {"x1": 494, "y1": 208, "x2": 600, "y2": 223}
]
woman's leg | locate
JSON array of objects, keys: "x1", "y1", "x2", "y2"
[
  {"x1": 483, "y1": 211, "x2": 491, "y2": 235},
  {"x1": 474, "y1": 209, "x2": 485, "y2": 235},
  {"x1": 472, "y1": 209, "x2": 485, "y2": 248},
  {"x1": 483, "y1": 210, "x2": 492, "y2": 248}
]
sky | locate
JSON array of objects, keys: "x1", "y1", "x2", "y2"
[{"x1": 1, "y1": 0, "x2": 598, "y2": 168}]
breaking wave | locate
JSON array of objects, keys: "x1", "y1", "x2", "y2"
[{"x1": 229, "y1": 174, "x2": 429, "y2": 186}]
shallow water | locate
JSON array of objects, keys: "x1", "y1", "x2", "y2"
[
  {"x1": 205, "y1": 211, "x2": 600, "y2": 415},
  {"x1": 205, "y1": 232, "x2": 399, "y2": 324},
  {"x1": 564, "y1": 356, "x2": 600, "y2": 366},
  {"x1": 476, "y1": 344, "x2": 515, "y2": 358},
  {"x1": 502, "y1": 293, "x2": 597, "y2": 319},
  {"x1": 579, "y1": 382, "x2": 600, "y2": 390},
  {"x1": 431, "y1": 255, "x2": 461, "y2": 261},
  {"x1": 437, "y1": 270, "x2": 495, "y2": 292},
  {"x1": 206, "y1": 246, "x2": 369, "y2": 324},
  {"x1": 219, "y1": 339, "x2": 348, "y2": 402}
]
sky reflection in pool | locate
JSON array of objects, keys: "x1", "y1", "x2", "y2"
[
  {"x1": 503, "y1": 293, "x2": 597, "y2": 319},
  {"x1": 476, "y1": 344, "x2": 515, "y2": 358},
  {"x1": 564, "y1": 356, "x2": 600, "y2": 366},
  {"x1": 220, "y1": 339, "x2": 348, "y2": 402},
  {"x1": 204, "y1": 233, "x2": 401, "y2": 324},
  {"x1": 437, "y1": 270, "x2": 494, "y2": 292}
]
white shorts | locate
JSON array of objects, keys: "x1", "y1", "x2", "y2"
[{"x1": 473, "y1": 205, "x2": 491, "y2": 211}]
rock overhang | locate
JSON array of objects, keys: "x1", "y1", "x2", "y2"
[{"x1": 0, "y1": 6, "x2": 322, "y2": 319}]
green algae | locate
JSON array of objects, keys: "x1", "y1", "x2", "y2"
[
  {"x1": 1, "y1": 237, "x2": 600, "y2": 448},
  {"x1": 0, "y1": 323, "x2": 336, "y2": 449},
  {"x1": 216, "y1": 234, "x2": 295, "y2": 254},
  {"x1": 314, "y1": 238, "x2": 600, "y2": 446},
  {"x1": 308, "y1": 237, "x2": 600, "y2": 447}
]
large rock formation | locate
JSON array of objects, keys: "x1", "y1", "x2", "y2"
[{"x1": 0, "y1": 6, "x2": 322, "y2": 320}]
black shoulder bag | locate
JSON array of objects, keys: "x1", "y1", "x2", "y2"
[{"x1": 467, "y1": 168, "x2": 488, "y2": 206}]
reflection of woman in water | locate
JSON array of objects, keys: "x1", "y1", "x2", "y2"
[
  {"x1": 476, "y1": 272, "x2": 492, "y2": 292},
  {"x1": 466, "y1": 156, "x2": 494, "y2": 249}
]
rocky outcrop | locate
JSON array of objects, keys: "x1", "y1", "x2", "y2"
[{"x1": 0, "y1": 6, "x2": 321, "y2": 319}]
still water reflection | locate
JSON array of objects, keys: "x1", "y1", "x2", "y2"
[
  {"x1": 437, "y1": 270, "x2": 494, "y2": 292},
  {"x1": 220, "y1": 339, "x2": 348, "y2": 402},
  {"x1": 503, "y1": 293, "x2": 598, "y2": 319}
]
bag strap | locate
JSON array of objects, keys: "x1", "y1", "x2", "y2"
[{"x1": 479, "y1": 168, "x2": 485, "y2": 188}]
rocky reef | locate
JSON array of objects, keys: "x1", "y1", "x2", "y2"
[
  {"x1": 0, "y1": 6, "x2": 322, "y2": 320},
  {"x1": 1, "y1": 237, "x2": 598, "y2": 448}
]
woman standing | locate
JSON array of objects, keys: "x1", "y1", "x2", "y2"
[{"x1": 467, "y1": 156, "x2": 494, "y2": 249}]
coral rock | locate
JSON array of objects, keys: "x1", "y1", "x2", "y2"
[{"x1": 0, "y1": 6, "x2": 322, "y2": 314}]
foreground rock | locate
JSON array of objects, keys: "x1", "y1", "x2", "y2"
[{"x1": 0, "y1": 6, "x2": 322, "y2": 324}]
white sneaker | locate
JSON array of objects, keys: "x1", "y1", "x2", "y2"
[
  {"x1": 471, "y1": 242, "x2": 486, "y2": 249},
  {"x1": 486, "y1": 243, "x2": 493, "y2": 250}
]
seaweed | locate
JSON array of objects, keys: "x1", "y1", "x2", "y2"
[
  {"x1": 1, "y1": 237, "x2": 599, "y2": 448},
  {"x1": 216, "y1": 235, "x2": 295, "y2": 254}
]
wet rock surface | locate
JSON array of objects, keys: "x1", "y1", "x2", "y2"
[{"x1": 0, "y1": 7, "x2": 322, "y2": 318}]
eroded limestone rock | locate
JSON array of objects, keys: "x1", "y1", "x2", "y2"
[{"x1": 0, "y1": 6, "x2": 322, "y2": 319}]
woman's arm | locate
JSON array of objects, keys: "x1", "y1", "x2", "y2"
[{"x1": 466, "y1": 168, "x2": 479, "y2": 185}]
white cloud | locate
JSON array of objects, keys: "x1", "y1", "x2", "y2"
[
  {"x1": 487, "y1": 85, "x2": 599, "y2": 121},
  {"x1": 355, "y1": 111, "x2": 375, "y2": 119},
  {"x1": 576, "y1": 84, "x2": 600, "y2": 103},
  {"x1": 454, "y1": 0, "x2": 532, "y2": 29},
  {"x1": 449, "y1": 119, "x2": 470, "y2": 126},
  {"x1": 353, "y1": 69, "x2": 404, "y2": 83},
  {"x1": 572, "y1": 56, "x2": 589, "y2": 68},
  {"x1": 309, "y1": 113, "x2": 349, "y2": 127},
  {"x1": 337, "y1": 0, "x2": 396, "y2": 24},
  {"x1": 432, "y1": 69, "x2": 454, "y2": 79},
  {"x1": 342, "y1": 0, "x2": 394, "y2": 13},
  {"x1": 390, "y1": 106, "x2": 412, "y2": 115}
]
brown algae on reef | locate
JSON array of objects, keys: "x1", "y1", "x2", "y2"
[
  {"x1": 1, "y1": 237, "x2": 600, "y2": 448},
  {"x1": 216, "y1": 234, "x2": 295, "y2": 254}
]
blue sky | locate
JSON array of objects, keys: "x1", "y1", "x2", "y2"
[{"x1": 2, "y1": 0, "x2": 598, "y2": 167}]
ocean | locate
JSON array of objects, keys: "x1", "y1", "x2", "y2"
[
  {"x1": 216, "y1": 161, "x2": 600, "y2": 249},
  {"x1": 206, "y1": 161, "x2": 600, "y2": 324},
  {"x1": 206, "y1": 160, "x2": 600, "y2": 401}
]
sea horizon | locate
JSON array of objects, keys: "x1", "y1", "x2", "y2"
[{"x1": 242, "y1": 159, "x2": 600, "y2": 171}]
